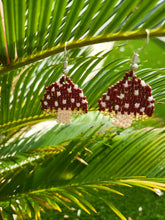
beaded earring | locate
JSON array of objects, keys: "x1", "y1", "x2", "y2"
[
  {"x1": 98, "y1": 30, "x2": 155, "y2": 128},
  {"x1": 40, "y1": 43, "x2": 88, "y2": 124}
]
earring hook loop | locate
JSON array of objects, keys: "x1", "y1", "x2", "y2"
[
  {"x1": 64, "y1": 42, "x2": 68, "y2": 59},
  {"x1": 136, "y1": 29, "x2": 150, "y2": 53},
  {"x1": 63, "y1": 42, "x2": 68, "y2": 76},
  {"x1": 130, "y1": 29, "x2": 150, "y2": 71}
]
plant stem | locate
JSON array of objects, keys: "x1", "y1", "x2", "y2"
[{"x1": 0, "y1": 29, "x2": 165, "y2": 75}]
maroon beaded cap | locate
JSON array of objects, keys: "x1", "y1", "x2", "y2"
[
  {"x1": 98, "y1": 70, "x2": 155, "y2": 127},
  {"x1": 41, "y1": 76, "x2": 88, "y2": 113}
]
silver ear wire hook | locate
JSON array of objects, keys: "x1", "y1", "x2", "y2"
[
  {"x1": 130, "y1": 29, "x2": 150, "y2": 71},
  {"x1": 63, "y1": 42, "x2": 68, "y2": 76}
]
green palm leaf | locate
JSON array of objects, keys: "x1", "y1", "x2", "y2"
[
  {"x1": 0, "y1": 0, "x2": 165, "y2": 219},
  {"x1": 0, "y1": 45, "x2": 164, "y2": 147},
  {"x1": 0, "y1": 51, "x2": 164, "y2": 146},
  {"x1": 0, "y1": 0, "x2": 165, "y2": 72},
  {"x1": 0, "y1": 116, "x2": 165, "y2": 219}
]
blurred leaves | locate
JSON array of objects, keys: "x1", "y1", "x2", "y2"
[
  {"x1": 0, "y1": 112, "x2": 165, "y2": 219},
  {"x1": 0, "y1": 0, "x2": 165, "y2": 72},
  {"x1": 0, "y1": 0, "x2": 165, "y2": 219}
]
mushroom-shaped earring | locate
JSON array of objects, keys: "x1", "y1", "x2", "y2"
[
  {"x1": 98, "y1": 30, "x2": 155, "y2": 128},
  {"x1": 40, "y1": 43, "x2": 88, "y2": 124}
]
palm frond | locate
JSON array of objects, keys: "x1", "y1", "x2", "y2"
[
  {"x1": 0, "y1": 0, "x2": 165, "y2": 73},
  {"x1": 0, "y1": 116, "x2": 165, "y2": 219},
  {"x1": 0, "y1": 52, "x2": 164, "y2": 126},
  {"x1": 0, "y1": 45, "x2": 164, "y2": 148},
  {"x1": 0, "y1": 1, "x2": 165, "y2": 219}
]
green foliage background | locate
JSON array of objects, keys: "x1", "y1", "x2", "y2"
[{"x1": 0, "y1": 0, "x2": 165, "y2": 219}]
